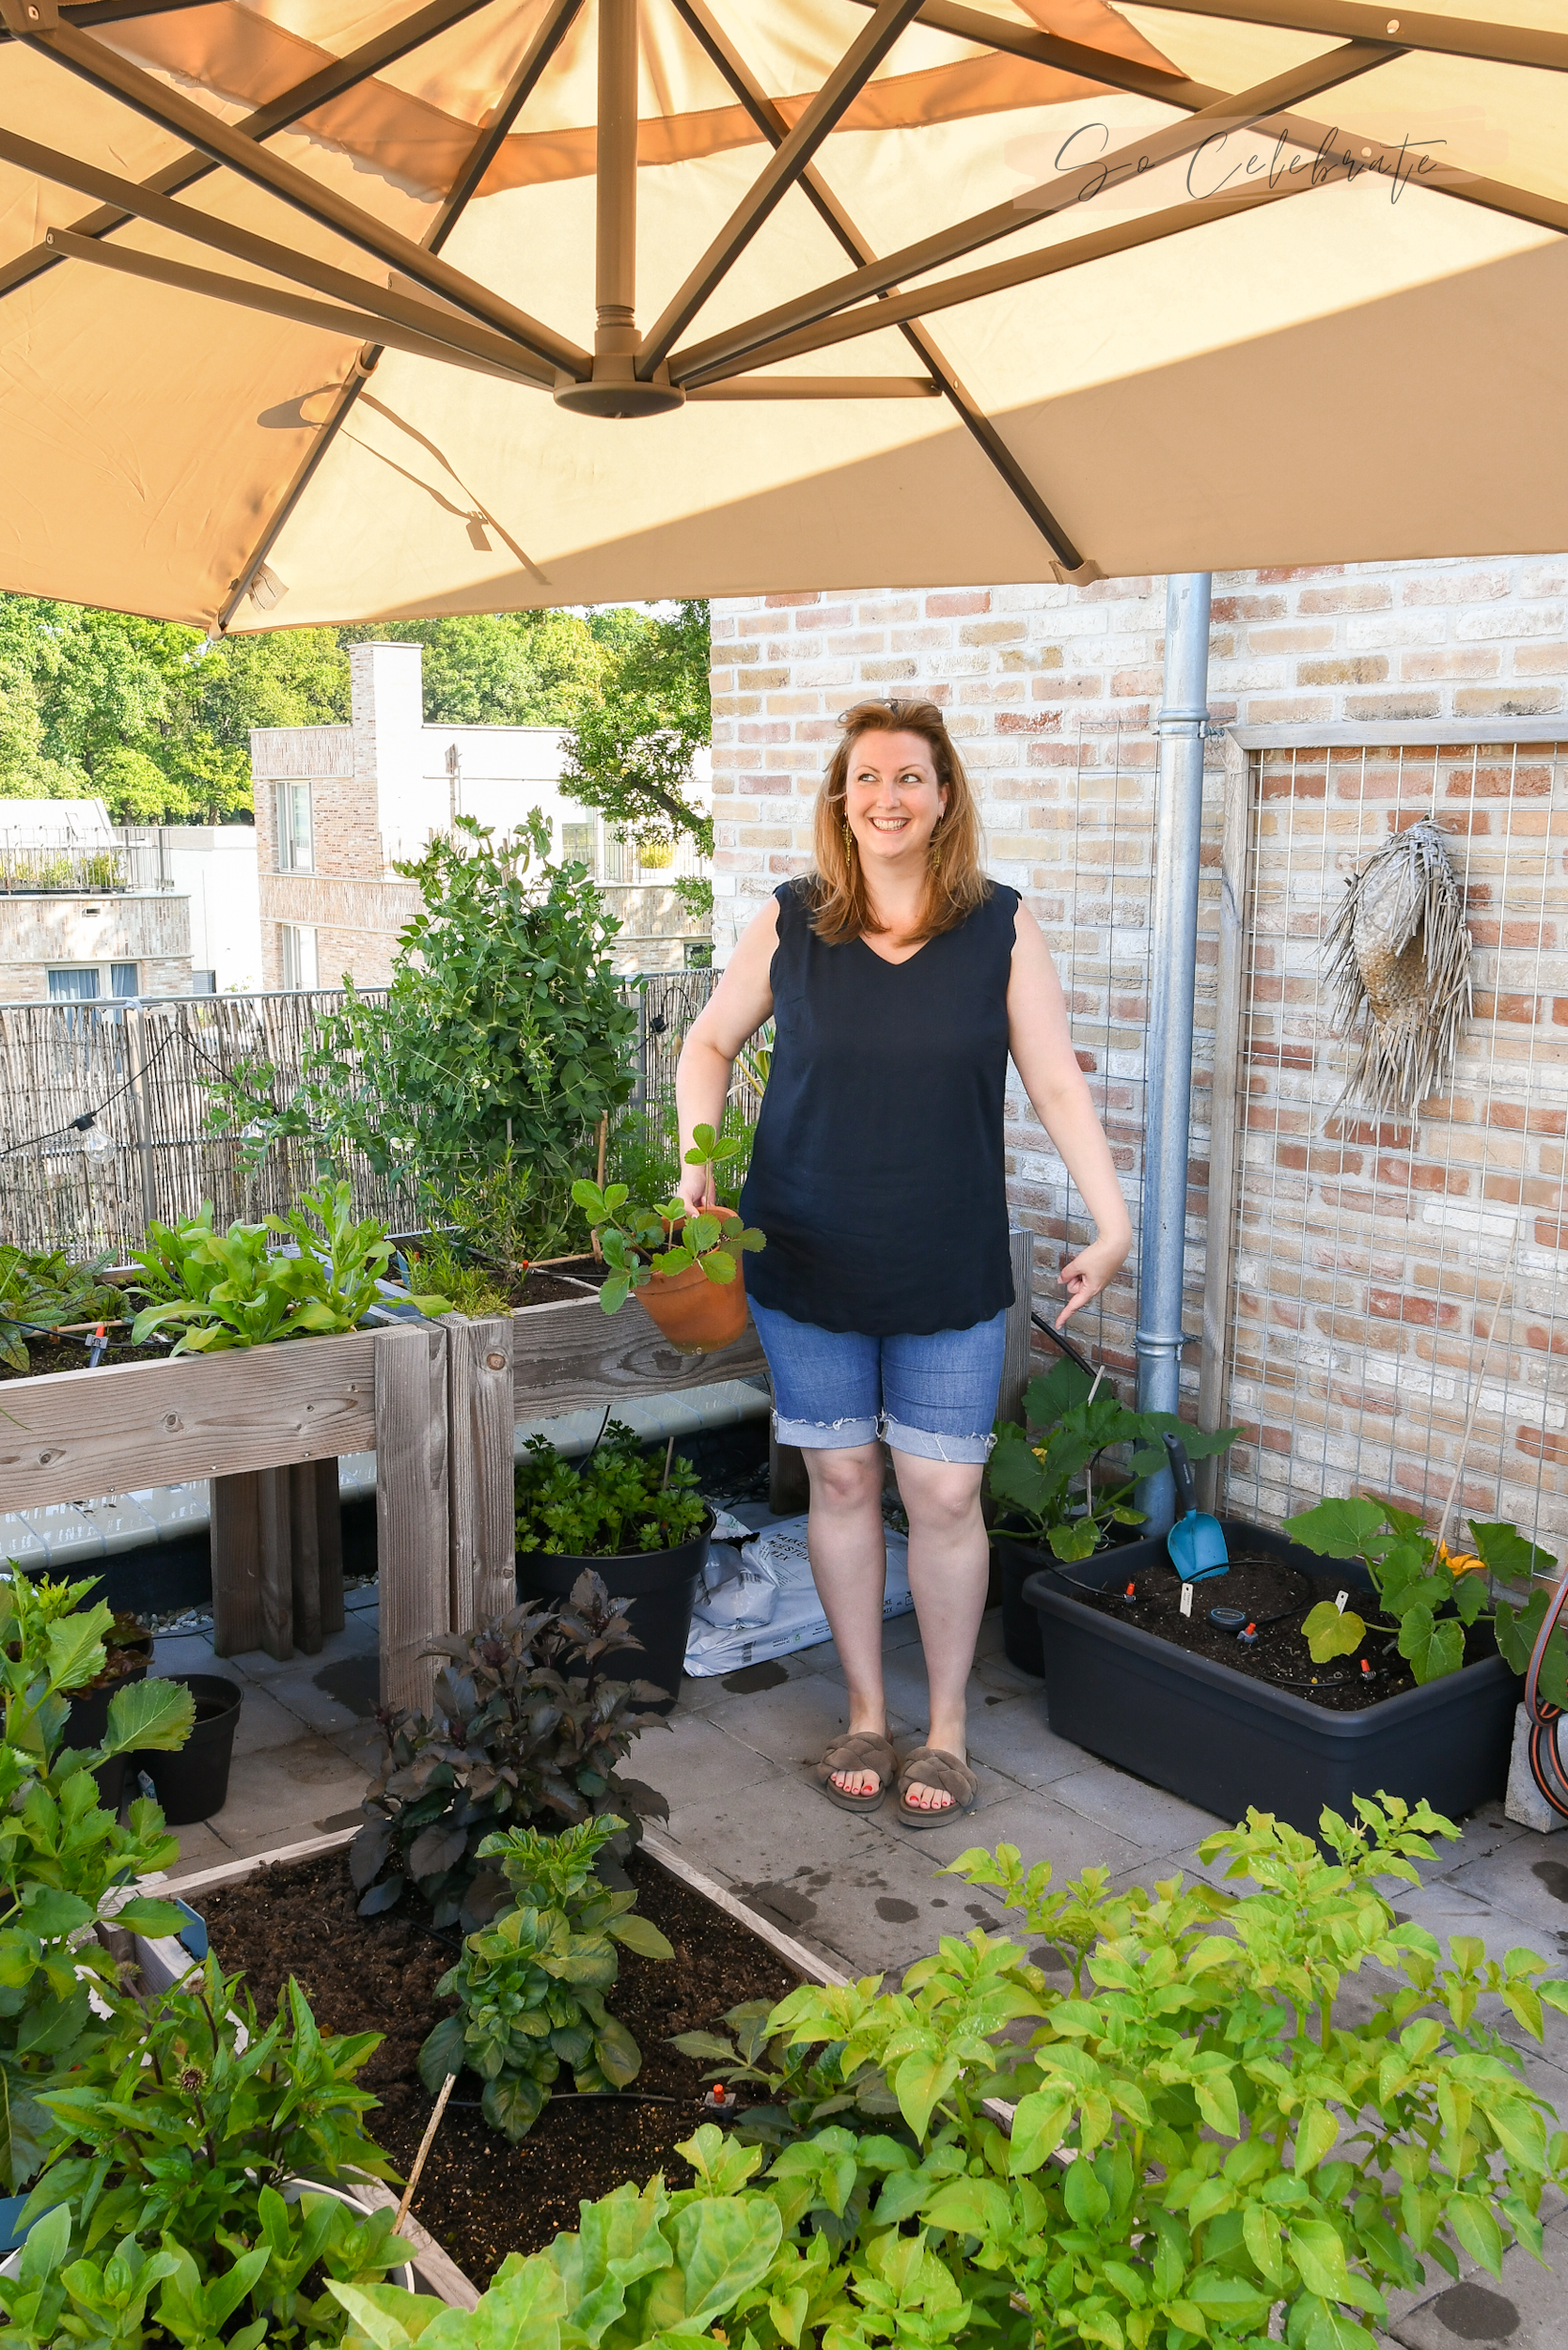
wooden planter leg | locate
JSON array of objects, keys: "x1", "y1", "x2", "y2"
[
  {"x1": 210, "y1": 1471, "x2": 263, "y2": 1658},
  {"x1": 289, "y1": 1462, "x2": 323, "y2": 1657},
  {"x1": 375, "y1": 1324, "x2": 449, "y2": 1714},
  {"x1": 444, "y1": 1314, "x2": 515, "y2": 1635},
  {"x1": 315, "y1": 1457, "x2": 344, "y2": 1636},
  {"x1": 768, "y1": 1427, "x2": 810, "y2": 1515},
  {"x1": 257, "y1": 1466, "x2": 295, "y2": 1661}
]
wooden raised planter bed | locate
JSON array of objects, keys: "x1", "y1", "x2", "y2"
[
  {"x1": 0, "y1": 1290, "x2": 766, "y2": 1711},
  {"x1": 134, "y1": 1822, "x2": 837, "y2": 2295}
]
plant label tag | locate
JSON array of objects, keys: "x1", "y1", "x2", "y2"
[
  {"x1": 1180, "y1": 1584, "x2": 1193, "y2": 1619},
  {"x1": 1335, "y1": 1590, "x2": 1350, "y2": 1613}
]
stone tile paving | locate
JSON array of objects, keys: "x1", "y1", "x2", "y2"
[{"x1": 153, "y1": 1567, "x2": 1568, "y2": 2345}]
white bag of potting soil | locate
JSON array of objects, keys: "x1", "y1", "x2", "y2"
[
  {"x1": 683, "y1": 1515, "x2": 913, "y2": 1676},
  {"x1": 691, "y1": 1542, "x2": 780, "y2": 1629}
]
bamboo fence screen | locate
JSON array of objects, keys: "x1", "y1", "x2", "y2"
[{"x1": 0, "y1": 972, "x2": 716, "y2": 1260}]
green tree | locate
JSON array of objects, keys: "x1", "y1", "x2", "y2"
[{"x1": 562, "y1": 600, "x2": 712, "y2": 851}]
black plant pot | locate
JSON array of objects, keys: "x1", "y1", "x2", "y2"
[
  {"x1": 994, "y1": 1521, "x2": 1141, "y2": 1679},
  {"x1": 66, "y1": 1645, "x2": 151, "y2": 1818},
  {"x1": 132, "y1": 1673, "x2": 243, "y2": 1826},
  {"x1": 517, "y1": 1515, "x2": 713, "y2": 1716},
  {"x1": 1022, "y1": 1520, "x2": 1520, "y2": 1835}
]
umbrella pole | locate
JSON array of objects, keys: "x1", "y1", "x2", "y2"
[
  {"x1": 597, "y1": 0, "x2": 639, "y2": 356},
  {"x1": 1135, "y1": 572, "x2": 1214, "y2": 1535}
]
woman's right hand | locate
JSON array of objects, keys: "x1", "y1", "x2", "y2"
[{"x1": 675, "y1": 1158, "x2": 714, "y2": 1217}]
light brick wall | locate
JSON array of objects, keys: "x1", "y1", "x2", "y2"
[{"x1": 713, "y1": 557, "x2": 1568, "y2": 1541}]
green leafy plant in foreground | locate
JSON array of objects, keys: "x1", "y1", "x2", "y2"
[
  {"x1": 0, "y1": 2186, "x2": 412, "y2": 2349},
  {"x1": 572, "y1": 1122, "x2": 763, "y2": 1317},
  {"x1": 128, "y1": 1182, "x2": 447, "y2": 1355},
  {"x1": 0, "y1": 1574, "x2": 194, "y2": 2191},
  {"x1": 515, "y1": 1420, "x2": 707, "y2": 1558},
  {"x1": 1284, "y1": 1492, "x2": 1567, "y2": 1695},
  {"x1": 988, "y1": 1358, "x2": 1240, "y2": 1562},
  {"x1": 418, "y1": 1813, "x2": 672, "y2": 2139},
  {"x1": 25, "y1": 1953, "x2": 396, "y2": 2252},
  {"x1": 351, "y1": 1576, "x2": 668, "y2": 1932},
  {"x1": 0, "y1": 1244, "x2": 122, "y2": 1375}
]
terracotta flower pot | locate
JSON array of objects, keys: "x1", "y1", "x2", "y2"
[{"x1": 636, "y1": 1207, "x2": 751, "y2": 1356}]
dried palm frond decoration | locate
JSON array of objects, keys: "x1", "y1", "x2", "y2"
[{"x1": 1324, "y1": 817, "x2": 1472, "y2": 1119}]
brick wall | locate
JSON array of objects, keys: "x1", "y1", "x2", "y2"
[{"x1": 712, "y1": 557, "x2": 1568, "y2": 1543}]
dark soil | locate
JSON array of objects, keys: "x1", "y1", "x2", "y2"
[
  {"x1": 199, "y1": 1844, "x2": 798, "y2": 2287},
  {"x1": 0, "y1": 1329, "x2": 173, "y2": 1381},
  {"x1": 517, "y1": 1257, "x2": 606, "y2": 1308},
  {"x1": 1059, "y1": 1551, "x2": 1494, "y2": 1712}
]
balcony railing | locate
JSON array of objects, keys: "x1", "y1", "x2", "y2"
[{"x1": 0, "y1": 833, "x2": 174, "y2": 895}]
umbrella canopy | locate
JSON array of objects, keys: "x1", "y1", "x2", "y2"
[{"x1": 2, "y1": 0, "x2": 1566, "y2": 626}]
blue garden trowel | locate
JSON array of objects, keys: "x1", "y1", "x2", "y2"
[{"x1": 1163, "y1": 1433, "x2": 1229, "y2": 1582}]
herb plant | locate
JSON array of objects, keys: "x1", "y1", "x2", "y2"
[
  {"x1": 515, "y1": 1421, "x2": 708, "y2": 1557},
  {"x1": 25, "y1": 1955, "x2": 396, "y2": 2252},
  {"x1": 572, "y1": 1123, "x2": 764, "y2": 1317},
  {"x1": 988, "y1": 1359, "x2": 1239, "y2": 1561},
  {"x1": 418, "y1": 1814, "x2": 672, "y2": 2138},
  {"x1": 0, "y1": 1245, "x2": 122, "y2": 1375},
  {"x1": 0, "y1": 1574, "x2": 194, "y2": 2193},
  {"x1": 351, "y1": 1576, "x2": 669, "y2": 1931},
  {"x1": 2, "y1": 2184, "x2": 412, "y2": 2348},
  {"x1": 128, "y1": 1182, "x2": 447, "y2": 1355},
  {"x1": 1285, "y1": 1493, "x2": 1568, "y2": 1695}
]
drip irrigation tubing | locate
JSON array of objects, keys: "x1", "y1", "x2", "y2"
[{"x1": 1042, "y1": 1559, "x2": 1386, "y2": 1691}]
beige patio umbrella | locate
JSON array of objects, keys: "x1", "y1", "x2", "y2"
[{"x1": 1, "y1": 0, "x2": 1565, "y2": 627}]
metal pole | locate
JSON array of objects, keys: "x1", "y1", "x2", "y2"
[
  {"x1": 595, "y1": 0, "x2": 638, "y2": 355},
  {"x1": 127, "y1": 1002, "x2": 158, "y2": 1233},
  {"x1": 1135, "y1": 572, "x2": 1213, "y2": 1534}
]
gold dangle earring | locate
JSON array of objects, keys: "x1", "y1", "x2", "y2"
[{"x1": 842, "y1": 816, "x2": 855, "y2": 855}]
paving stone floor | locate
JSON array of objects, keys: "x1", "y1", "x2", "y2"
[{"x1": 154, "y1": 1577, "x2": 1568, "y2": 2350}]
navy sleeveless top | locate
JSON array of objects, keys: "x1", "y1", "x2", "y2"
[{"x1": 739, "y1": 878, "x2": 1018, "y2": 1337}]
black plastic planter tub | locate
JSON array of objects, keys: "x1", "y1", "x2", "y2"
[
  {"x1": 133, "y1": 1672, "x2": 243, "y2": 1826},
  {"x1": 1022, "y1": 1519, "x2": 1520, "y2": 1834},
  {"x1": 517, "y1": 1515, "x2": 712, "y2": 1715}
]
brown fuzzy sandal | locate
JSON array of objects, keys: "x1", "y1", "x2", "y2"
[
  {"x1": 815, "y1": 1731, "x2": 899, "y2": 1813},
  {"x1": 895, "y1": 1747, "x2": 979, "y2": 1829}
]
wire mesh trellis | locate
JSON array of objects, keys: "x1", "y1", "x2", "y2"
[
  {"x1": 1220, "y1": 742, "x2": 1568, "y2": 1559},
  {"x1": 0, "y1": 971, "x2": 718, "y2": 1260}
]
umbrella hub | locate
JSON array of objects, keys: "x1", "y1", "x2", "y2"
[{"x1": 555, "y1": 354, "x2": 684, "y2": 420}]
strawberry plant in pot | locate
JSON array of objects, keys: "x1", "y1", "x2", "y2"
[
  {"x1": 515, "y1": 1425, "x2": 713, "y2": 1712},
  {"x1": 350, "y1": 1575, "x2": 669, "y2": 1933},
  {"x1": 572, "y1": 1123, "x2": 764, "y2": 1356}
]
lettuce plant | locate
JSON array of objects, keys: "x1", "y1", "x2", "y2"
[
  {"x1": 418, "y1": 1814, "x2": 672, "y2": 2140},
  {"x1": 1284, "y1": 1493, "x2": 1567, "y2": 1695},
  {"x1": 0, "y1": 1245, "x2": 122, "y2": 1375},
  {"x1": 0, "y1": 1574, "x2": 193, "y2": 2192}
]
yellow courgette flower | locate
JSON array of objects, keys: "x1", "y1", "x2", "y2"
[{"x1": 1436, "y1": 1542, "x2": 1486, "y2": 1576}]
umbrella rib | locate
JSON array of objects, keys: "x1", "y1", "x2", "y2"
[
  {"x1": 686, "y1": 377, "x2": 940, "y2": 398},
  {"x1": 635, "y1": 0, "x2": 927, "y2": 382},
  {"x1": 0, "y1": 125, "x2": 557, "y2": 380},
  {"x1": 666, "y1": 0, "x2": 1090, "y2": 575},
  {"x1": 678, "y1": 180, "x2": 1329, "y2": 384},
  {"x1": 16, "y1": 17, "x2": 590, "y2": 375},
  {"x1": 0, "y1": 0, "x2": 527, "y2": 306},
  {"x1": 44, "y1": 228, "x2": 548, "y2": 384},
  {"x1": 666, "y1": 38, "x2": 1398, "y2": 386},
  {"x1": 1060, "y1": 0, "x2": 1568, "y2": 77},
  {"x1": 214, "y1": 0, "x2": 583, "y2": 631}
]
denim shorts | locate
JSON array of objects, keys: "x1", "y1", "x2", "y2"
[{"x1": 748, "y1": 1300, "x2": 1007, "y2": 1465}]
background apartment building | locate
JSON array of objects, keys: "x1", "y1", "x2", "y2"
[
  {"x1": 710, "y1": 557, "x2": 1568, "y2": 1557},
  {"x1": 250, "y1": 640, "x2": 710, "y2": 991}
]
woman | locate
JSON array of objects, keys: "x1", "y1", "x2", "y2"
[{"x1": 675, "y1": 698, "x2": 1129, "y2": 1825}]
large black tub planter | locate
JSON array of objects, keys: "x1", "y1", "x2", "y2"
[{"x1": 1023, "y1": 1518, "x2": 1519, "y2": 1833}]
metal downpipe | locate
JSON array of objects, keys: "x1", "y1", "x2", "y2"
[{"x1": 1135, "y1": 572, "x2": 1213, "y2": 1534}]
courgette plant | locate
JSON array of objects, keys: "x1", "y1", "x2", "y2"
[
  {"x1": 1285, "y1": 1492, "x2": 1568, "y2": 1695},
  {"x1": 987, "y1": 1359, "x2": 1238, "y2": 1561},
  {"x1": 572, "y1": 1124, "x2": 764, "y2": 1316}
]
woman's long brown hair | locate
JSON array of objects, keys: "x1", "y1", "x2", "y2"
[{"x1": 808, "y1": 698, "x2": 989, "y2": 945}]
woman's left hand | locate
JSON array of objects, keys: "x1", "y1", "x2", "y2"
[{"x1": 1055, "y1": 1230, "x2": 1130, "y2": 1326}]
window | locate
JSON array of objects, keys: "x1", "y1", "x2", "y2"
[
  {"x1": 47, "y1": 967, "x2": 100, "y2": 1001},
  {"x1": 275, "y1": 780, "x2": 314, "y2": 872},
  {"x1": 191, "y1": 969, "x2": 217, "y2": 995},
  {"x1": 110, "y1": 963, "x2": 138, "y2": 999},
  {"x1": 560, "y1": 822, "x2": 598, "y2": 872},
  {"x1": 278, "y1": 923, "x2": 318, "y2": 989}
]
